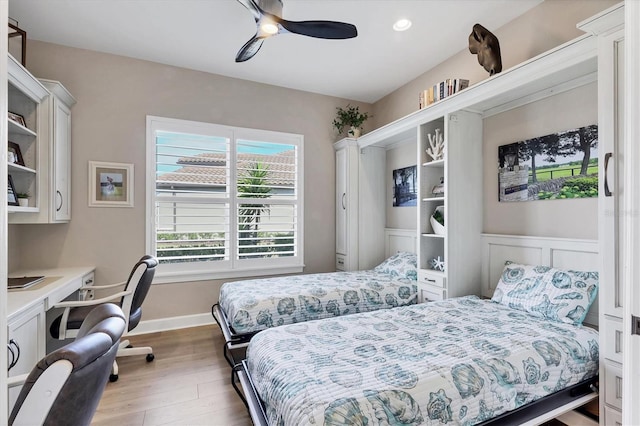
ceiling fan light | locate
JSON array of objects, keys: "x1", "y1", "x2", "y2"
[
  {"x1": 393, "y1": 19, "x2": 412, "y2": 32},
  {"x1": 261, "y1": 22, "x2": 279, "y2": 35}
]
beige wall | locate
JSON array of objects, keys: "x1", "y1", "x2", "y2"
[
  {"x1": 483, "y1": 83, "x2": 598, "y2": 238},
  {"x1": 10, "y1": 41, "x2": 371, "y2": 320}
]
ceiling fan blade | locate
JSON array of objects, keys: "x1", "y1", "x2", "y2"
[
  {"x1": 236, "y1": 0, "x2": 263, "y2": 21},
  {"x1": 236, "y1": 35, "x2": 266, "y2": 62},
  {"x1": 278, "y1": 19, "x2": 357, "y2": 39}
]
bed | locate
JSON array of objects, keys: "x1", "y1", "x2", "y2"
[
  {"x1": 233, "y1": 235, "x2": 600, "y2": 425},
  {"x1": 212, "y1": 247, "x2": 418, "y2": 365}
]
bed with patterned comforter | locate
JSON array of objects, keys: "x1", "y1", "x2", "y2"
[
  {"x1": 245, "y1": 296, "x2": 599, "y2": 426},
  {"x1": 218, "y1": 252, "x2": 418, "y2": 336}
]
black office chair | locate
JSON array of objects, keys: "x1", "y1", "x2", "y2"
[
  {"x1": 50, "y1": 255, "x2": 158, "y2": 381},
  {"x1": 9, "y1": 303, "x2": 126, "y2": 425}
]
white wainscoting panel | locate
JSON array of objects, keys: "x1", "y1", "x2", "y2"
[{"x1": 481, "y1": 233, "x2": 599, "y2": 327}]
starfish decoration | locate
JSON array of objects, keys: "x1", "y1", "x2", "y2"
[{"x1": 430, "y1": 256, "x2": 445, "y2": 272}]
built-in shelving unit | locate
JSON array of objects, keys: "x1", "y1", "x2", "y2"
[
  {"x1": 337, "y1": 27, "x2": 600, "y2": 302},
  {"x1": 7, "y1": 54, "x2": 49, "y2": 214}
]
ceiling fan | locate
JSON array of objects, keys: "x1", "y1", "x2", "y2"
[{"x1": 235, "y1": 0, "x2": 358, "y2": 62}]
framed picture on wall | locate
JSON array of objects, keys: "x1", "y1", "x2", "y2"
[
  {"x1": 497, "y1": 124, "x2": 598, "y2": 202},
  {"x1": 88, "y1": 161, "x2": 134, "y2": 207},
  {"x1": 392, "y1": 165, "x2": 417, "y2": 207},
  {"x1": 7, "y1": 175, "x2": 19, "y2": 206}
]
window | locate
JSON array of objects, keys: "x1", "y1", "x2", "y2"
[{"x1": 146, "y1": 116, "x2": 304, "y2": 282}]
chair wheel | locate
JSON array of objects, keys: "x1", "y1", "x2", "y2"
[
  {"x1": 109, "y1": 374, "x2": 119, "y2": 382},
  {"x1": 146, "y1": 353, "x2": 155, "y2": 362}
]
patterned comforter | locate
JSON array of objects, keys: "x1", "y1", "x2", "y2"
[
  {"x1": 219, "y1": 270, "x2": 418, "y2": 335},
  {"x1": 246, "y1": 296, "x2": 599, "y2": 426}
]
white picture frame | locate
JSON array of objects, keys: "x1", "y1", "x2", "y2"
[{"x1": 88, "y1": 161, "x2": 134, "y2": 207}]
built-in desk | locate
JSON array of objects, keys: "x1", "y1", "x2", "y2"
[
  {"x1": 8, "y1": 266, "x2": 95, "y2": 321},
  {"x1": 7, "y1": 266, "x2": 95, "y2": 410}
]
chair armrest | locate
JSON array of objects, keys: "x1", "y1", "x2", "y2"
[
  {"x1": 80, "y1": 280, "x2": 126, "y2": 290},
  {"x1": 53, "y1": 290, "x2": 132, "y2": 308},
  {"x1": 8, "y1": 373, "x2": 29, "y2": 388}
]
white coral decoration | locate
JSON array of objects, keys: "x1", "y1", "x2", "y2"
[{"x1": 426, "y1": 128, "x2": 445, "y2": 161}]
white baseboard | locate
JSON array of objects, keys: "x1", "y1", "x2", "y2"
[{"x1": 127, "y1": 312, "x2": 215, "y2": 336}]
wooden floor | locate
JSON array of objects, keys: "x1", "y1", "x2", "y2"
[{"x1": 92, "y1": 325, "x2": 251, "y2": 426}]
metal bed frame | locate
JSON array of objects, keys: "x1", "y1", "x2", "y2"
[
  {"x1": 211, "y1": 303, "x2": 260, "y2": 366},
  {"x1": 231, "y1": 360, "x2": 598, "y2": 426}
]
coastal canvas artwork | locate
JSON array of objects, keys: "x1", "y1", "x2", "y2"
[{"x1": 498, "y1": 124, "x2": 598, "y2": 202}]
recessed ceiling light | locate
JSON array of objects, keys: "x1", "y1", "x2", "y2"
[{"x1": 393, "y1": 19, "x2": 412, "y2": 32}]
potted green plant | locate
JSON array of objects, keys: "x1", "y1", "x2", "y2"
[
  {"x1": 16, "y1": 192, "x2": 30, "y2": 207},
  {"x1": 332, "y1": 104, "x2": 371, "y2": 138}
]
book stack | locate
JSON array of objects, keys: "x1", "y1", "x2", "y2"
[{"x1": 419, "y1": 78, "x2": 470, "y2": 109}]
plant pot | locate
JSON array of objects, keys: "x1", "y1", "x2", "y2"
[
  {"x1": 348, "y1": 126, "x2": 361, "y2": 138},
  {"x1": 18, "y1": 198, "x2": 29, "y2": 207},
  {"x1": 430, "y1": 205, "x2": 445, "y2": 235}
]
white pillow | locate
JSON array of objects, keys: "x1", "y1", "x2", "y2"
[{"x1": 491, "y1": 262, "x2": 598, "y2": 326}]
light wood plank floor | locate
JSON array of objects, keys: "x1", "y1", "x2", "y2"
[{"x1": 92, "y1": 325, "x2": 251, "y2": 426}]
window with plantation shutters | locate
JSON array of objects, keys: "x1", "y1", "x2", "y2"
[{"x1": 146, "y1": 116, "x2": 304, "y2": 282}]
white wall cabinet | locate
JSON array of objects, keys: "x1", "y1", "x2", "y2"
[
  {"x1": 41, "y1": 80, "x2": 76, "y2": 222},
  {"x1": 6, "y1": 56, "x2": 76, "y2": 224},
  {"x1": 7, "y1": 301, "x2": 46, "y2": 412},
  {"x1": 578, "y1": 3, "x2": 624, "y2": 423}
]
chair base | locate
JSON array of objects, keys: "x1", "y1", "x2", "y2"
[{"x1": 109, "y1": 339, "x2": 155, "y2": 382}]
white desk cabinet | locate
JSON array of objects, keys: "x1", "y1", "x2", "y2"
[
  {"x1": 7, "y1": 301, "x2": 46, "y2": 412},
  {"x1": 6, "y1": 267, "x2": 95, "y2": 412}
]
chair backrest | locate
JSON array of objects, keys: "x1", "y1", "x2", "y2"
[
  {"x1": 121, "y1": 255, "x2": 158, "y2": 331},
  {"x1": 9, "y1": 303, "x2": 126, "y2": 426}
]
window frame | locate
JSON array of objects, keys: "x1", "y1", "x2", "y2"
[{"x1": 146, "y1": 116, "x2": 304, "y2": 283}]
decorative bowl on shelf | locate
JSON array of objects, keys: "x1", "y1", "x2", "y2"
[{"x1": 430, "y1": 205, "x2": 445, "y2": 235}]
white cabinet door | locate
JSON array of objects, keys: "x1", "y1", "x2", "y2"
[
  {"x1": 335, "y1": 147, "x2": 347, "y2": 256},
  {"x1": 7, "y1": 302, "x2": 46, "y2": 412},
  {"x1": 52, "y1": 97, "x2": 71, "y2": 222}
]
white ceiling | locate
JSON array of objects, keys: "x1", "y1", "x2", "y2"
[{"x1": 9, "y1": 0, "x2": 542, "y2": 103}]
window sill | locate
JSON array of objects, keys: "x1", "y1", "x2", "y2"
[{"x1": 152, "y1": 265, "x2": 305, "y2": 284}]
